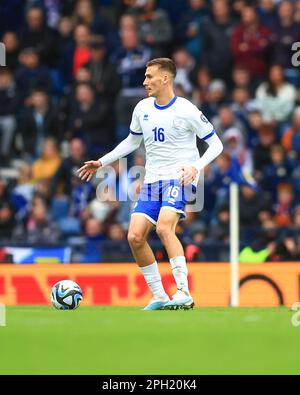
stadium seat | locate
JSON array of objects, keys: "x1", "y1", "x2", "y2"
[
  {"x1": 50, "y1": 198, "x2": 70, "y2": 221},
  {"x1": 58, "y1": 217, "x2": 81, "y2": 237}
]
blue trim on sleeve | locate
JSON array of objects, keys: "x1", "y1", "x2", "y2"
[
  {"x1": 154, "y1": 96, "x2": 177, "y2": 110},
  {"x1": 202, "y1": 129, "x2": 216, "y2": 141},
  {"x1": 130, "y1": 129, "x2": 143, "y2": 135}
]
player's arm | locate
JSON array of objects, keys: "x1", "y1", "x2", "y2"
[
  {"x1": 195, "y1": 131, "x2": 223, "y2": 169},
  {"x1": 179, "y1": 133, "x2": 223, "y2": 185},
  {"x1": 179, "y1": 108, "x2": 223, "y2": 185},
  {"x1": 77, "y1": 132, "x2": 143, "y2": 182}
]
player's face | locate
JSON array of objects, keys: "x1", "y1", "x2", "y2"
[{"x1": 143, "y1": 65, "x2": 167, "y2": 97}]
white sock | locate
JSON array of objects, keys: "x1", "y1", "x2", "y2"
[
  {"x1": 170, "y1": 256, "x2": 189, "y2": 293},
  {"x1": 140, "y1": 262, "x2": 169, "y2": 300}
]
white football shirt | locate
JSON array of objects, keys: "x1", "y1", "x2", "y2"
[{"x1": 129, "y1": 96, "x2": 215, "y2": 183}]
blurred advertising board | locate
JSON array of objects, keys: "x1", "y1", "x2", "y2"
[
  {"x1": 0, "y1": 263, "x2": 299, "y2": 307},
  {"x1": 0, "y1": 247, "x2": 71, "y2": 264}
]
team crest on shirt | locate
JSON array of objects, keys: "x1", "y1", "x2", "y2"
[
  {"x1": 200, "y1": 113, "x2": 209, "y2": 123},
  {"x1": 143, "y1": 114, "x2": 149, "y2": 121},
  {"x1": 173, "y1": 118, "x2": 185, "y2": 128}
]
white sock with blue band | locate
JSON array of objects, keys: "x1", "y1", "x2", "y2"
[
  {"x1": 140, "y1": 261, "x2": 169, "y2": 300},
  {"x1": 169, "y1": 256, "x2": 189, "y2": 293}
]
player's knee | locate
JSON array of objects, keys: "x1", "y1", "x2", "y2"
[
  {"x1": 156, "y1": 223, "x2": 172, "y2": 241},
  {"x1": 127, "y1": 231, "x2": 145, "y2": 247}
]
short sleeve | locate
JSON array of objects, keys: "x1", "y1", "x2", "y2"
[
  {"x1": 189, "y1": 105, "x2": 215, "y2": 140},
  {"x1": 129, "y1": 104, "x2": 143, "y2": 135}
]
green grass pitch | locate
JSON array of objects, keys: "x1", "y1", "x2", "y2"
[{"x1": 0, "y1": 306, "x2": 299, "y2": 375}]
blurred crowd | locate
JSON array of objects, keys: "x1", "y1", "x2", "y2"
[{"x1": 1, "y1": 0, "x2": 300, "y2": 262}]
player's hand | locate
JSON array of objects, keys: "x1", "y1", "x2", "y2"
[
  {"x1": 178, "y1": 166, "x2": 198, "y2": 186},
  {"x1": 77, "y1": 160, "x2": 102, "y2": 182}
]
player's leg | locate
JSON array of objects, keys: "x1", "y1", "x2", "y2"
[
  {"x1": 127, "y1": 213, "x2": 155, "y2": 267},
  {"x1": 128, "y1": 213, "x2": 169, "y2": 310},
  {"x1": 155, "y1": 208, "x2": 194, "y2": 310}
]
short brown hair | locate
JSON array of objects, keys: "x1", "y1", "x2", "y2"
[{"x1": 146, "y1": 58, "x2": 177, "y2": 78}]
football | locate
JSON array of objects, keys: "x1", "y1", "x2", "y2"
[{"x1": 51, "y1": 280, "x2": 82, "y2": 310}]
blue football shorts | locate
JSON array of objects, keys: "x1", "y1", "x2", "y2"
[{"x1": 131, "y1": 179, "x2": 197, "y2": 225}]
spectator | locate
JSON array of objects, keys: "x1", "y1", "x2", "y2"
[
  {"x1": 231, "y1": 86, "x2": 252, "y2": 123},
  {"x1": 255, "y1": 64, "x2": 297, "y2": 124},
  {"x1": 239, "y1": 219, "x2": 278, "y2": 263},
  {"x1": 231, "y1": 65, "x2": 254, "y2": 95},
  {"x1": 281, "y1": 106, "x2": 300, "y2": 159},
  {"x1": 213, "y1": 104, "x2": 246, "y2": 140},
  {"x1": 14, "y1": 47, "x2": 52, "y2": 105},
  {"x1": 75, "y1": 65, "x2": 92, "y2": 83},
  {"x1": 231, "y1": 0, "x2": 248, "y2": 19},
  {"x1": 69, "y1": 177, "x2": 94, "y2": 220},
  {"x1": 61, "y1": 23, "x2": 92, "y2": 85},
  {"x1": 246, "y1": 108, "x2": 265, "y2": 147},
  {"x1": 208, "y1": 204, "x2": 230, "y2": 242},
  {"x1": 133, "y1": 0, "x2": 173, "y2": 58},
  {"x1": 57, "y1": 64, "x2": 93, "y2": 137},
  {"x1": 201, "y1": 79, "x2": 227, "y2": 119},
  {"x1": 292, "y1": 205, "x2": 300, "y2": 229},
  {"x1": 0, "y1": 201, "x2": 15, "y2": 241},
  {"x1": 0, "y1": 68, "x2": 18, "y2": 164},
  {"x1": 253, "y1": 124, "x2": 276, "y2": 176},
  {"x1": 231, "y1": 6, "x2": 272, "y2": 80},
  {"x1": 273, "y1": 182, "x2": 295, "y2": 227},
  {"x1": 11, "y1": 162, "x2": 34, "y2": 220},
  {"x1": 292, "y1": 165, "x2": 300, "y2": 205},
  {"x1": 207, "y1": 152, "x2": 233, "y2": 209},
  {"x1": 172, "y1": 47, "x2": 195, "y2": 95},
  {"x1": 1, "y1": 31, "x2": 20, "y2": 72},
  {"x1": 32, "y1": 137, "x2": 61, "y2": 185},
  {"x1": 254, "y1": 224, "x2": 300, "y2": 261},
  {"x1": 71, "y1": 0, "x2": 117, "y2": 50},
  {"x1": 239, "y1": 185, "x2": 269, "y2": 229},
  {"x1": 174, "y1": 83, "x2": 189, "y2": 98},
  {"x1": 80, "y1": 218, "x2": 105, "y2": 263},
  {"x1": 19, "y1": 7, "x2": 59, "y2": 67},
  {"x1": 57, "y1": 16, "x2": 74, "y2": 55},
  {"x1": 247, "y1": 109, "x2": 264, "y2": 133},
  {"x1": 191, "y1": 66, "x2": 212, "y2": 107},
  {"x1": 202, "y1": 0, "x2": 236, "y2": 82},
  {"x1": 86, "y1": 37, "x2": 120, "y2": 105},
  {"x1": 13, "y1": 194, "x2": 61, "y2": 244},
  {"x1": 222, "y1": 127, "x2": 253, "y2": 173},
  {"x1": 258, "y1": 207, "x2": 274, "y2": 225},
  {"x1": 107, "y1": 223, "x2": 126, "y2": 240},
  {"x1": 263, "y1": 144, "x2": 292, "y2": 203},
  {"x1": 295, "y1": 0, "x2": 300, "y2": 23},
  {"x1": 112, "y1": 14, "x2": 151, "y2": 141},
  {"x1": 18, "y1": 88, "x2": 58, "y2": 159},
  {"x1": 119, "y1": 12, "x2": 137, "y2": 30},
  {"x1": 87, "y1": 185, "x2": 119, "y2": 225},
  {"x1": 176, "y1": 0, "x2": 208, "y2": 59},
  {"x1": 255, "y1": 218, "x2": 279, "y2": 254},
  {"x1": 183, "y1": 221, "x2": 207, "y2": 262},
  {"x1": 0, "y1": 178, "x2": 13, "y2": 208},
  {"x1": 188, "y1": 223, "x2": 207, "y2": 244},
  {"x1": 51, "y1": 137, "x2": 87, "y2": 197},
  {"x1": 68, "y1": 82, "x2": 111, "y2": 155},
  {"x1": 257, "y1": 0, "x2": 278, "y2": 28},
  {"x1": 274, "y1": 234, "x2": 300, "y2": 261},
  {"x1": 271, "y1": 0, "x2": 300, "y2": 85}
]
